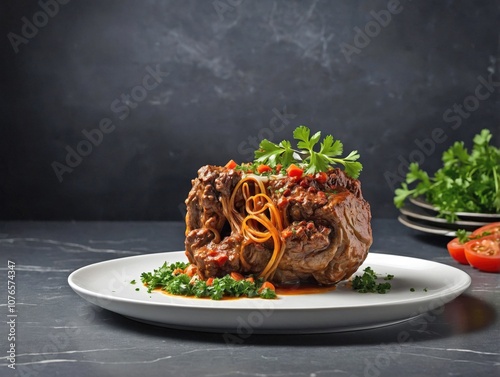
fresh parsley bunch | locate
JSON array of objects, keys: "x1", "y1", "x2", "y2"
[
  {"x1": 394, "y1": 129, "x2": 500, "y2": 222},
  {"x1": 254, "y1": 125, "x2": 363, "y2": 179}
]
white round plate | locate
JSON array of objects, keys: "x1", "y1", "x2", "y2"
[{"x1": 68, "y1": 251, "x2": 471, "y2": 334}]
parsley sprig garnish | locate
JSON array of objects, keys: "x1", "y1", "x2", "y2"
[
  {"x1": 394, "y1": 129, "x2": 500, "y2": 222},
  {"x1": 254, "y1": 125, "x2": 363, "y2": 179}
]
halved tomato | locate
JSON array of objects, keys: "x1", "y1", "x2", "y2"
[
  {"x1": 447, "y1": 238, "x2": 468, "y2": 265},
  {"x1": 471, "y1": 222, "x2": 500, "y2": 237},
  {"x1": 464, "y1": 234, "x2": 500, "y2": 273}
]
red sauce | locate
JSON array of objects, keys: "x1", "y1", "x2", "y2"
[
  {"x1": 275, "y1": 284, "x2": 337, "y2": 295},
  {"x1": 152, "y1": 287, "x2": 240, "y2": 300}
]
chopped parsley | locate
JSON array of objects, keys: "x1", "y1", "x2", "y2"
[
  {"x1": 352, "y1": 267, "x2": 393, "y2": 294},
  {"x1": 140, "y1": 262, "x2": 277, "y2": 300},
  {"x1": 141, "y1": 263, "x2": 396, "y2": 299},
  {"x1": 409, "y1": 287, "x2": 428, "y2": 292}
]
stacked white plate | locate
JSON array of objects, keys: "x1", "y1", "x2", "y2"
[{"x1": 397, "y1": 197, "x2": 500, "y2": 237}]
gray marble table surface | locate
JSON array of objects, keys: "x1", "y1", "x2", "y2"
[{"x1": 0, "y1": 220, "x2": 498, "y2": 377}]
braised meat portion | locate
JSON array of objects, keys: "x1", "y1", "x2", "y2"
[{"x1": 184, "y1": 165, "x2": 372, "y2": 285}]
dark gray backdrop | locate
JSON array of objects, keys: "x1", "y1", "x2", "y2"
[{"x1": 2, "y1": 0, "x2": 499, "y2": 221}]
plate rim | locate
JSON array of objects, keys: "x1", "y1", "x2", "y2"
[
  {"x1": 400, "y1": 204, "x2": 489, "y2": 227},
  {"x1": 398, "y1": 214, "x2": 457, "y2": 237},
  {"x1": 409, "y1": 197, "x2": 500, "y2": 219},
  {"x1": 68, "y1": 251, "x2": 471, "y2": 333}
]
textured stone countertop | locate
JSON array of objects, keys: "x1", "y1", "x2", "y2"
[{"x1": 0, "y1": 220, "x2": 498, "y2": 377}]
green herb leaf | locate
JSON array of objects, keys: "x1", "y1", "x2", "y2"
[
  {"x1": 254, "y1": 139, "x2": 285, "y2": 167},
  {"x1": 352, "y1": 267, "x2": 393, "y2": 294},
  {"x1": 394, "y1": 129, "x2": 500, "y2": 221},
  {"x1": 140, "y1": 262, "x2": 277, "y2": 300},
  {"x1": 456, "y1": 229, "x2": 470, "y2": 244},
  {"x1": 254, "y1": 125, "x2": 363, "y2": 178},
  {"x1": 455, "y1": 228, "x2": 492, "y2": 244}
]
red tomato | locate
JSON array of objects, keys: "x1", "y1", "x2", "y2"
[
  {"x1": 230, "y1": 272, "x2": 245, "y2": 281},
  {"x1": 447, "y1": 238, "x2": 468, "y2": 265},
  {"x1": 256, "y1": 164, "x2": 272, "y2": 174},
  {"x1": 286, "y1": 164, "x2": 303, "y2": 178},
  {"x1": 225, "y1": 159, "x2": 237, "y2": 169},
  {"x1": 258, "y1": 281, "x2": 276, "y2": 294},
  {"x1": 315, "y1": 172, "x2": 328, "y2": 184},
  {"x1": 464, "y1": 234, "x2": 500, "y2": 273},
  {"x1": 471, "y1": 222, "x2": 500, "y2": 237},
  {"x1": 184, "y1": 264, "x2": 197, "y2": 277},
  {"x1": 213, "y1": 254, "x2": 228, "y2": 267}
]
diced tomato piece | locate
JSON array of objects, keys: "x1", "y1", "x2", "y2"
[
  {"x1": 206, "y1": 277, "x2": 214, "y2": 286},
  {"x1": 214, "y1": 254, "x2": 228, "y2": 267},
  {"x1": 225, "y1": 159, "x2": 237, "y2": 169},
  {"x1": 245, "y1": 276, "x2": 255, "y2": 283},
  {"x1": 230, "y1": 272, "x2": 245, "y2": 281},
  {"x1": 184, "y1": 264, "x2": 197, "y2": 277},
  {"x1": 276, "y1": 164, "x2": 282, "y2": 173},
  {"x1": 172, "y1": 268, "x2": 184, "y2": 275},
  {"x1": 258, "y1": 281, "x2": 276, "y2": 293},
  {"x1": 315, "y1": 172, "x2": 328, "y2": 183},
  {"x1": 286, "y1": 164, "x2": 303, "y2": 178},
  {"x1": 257, "y1": 164, "x2": 272, "y2": 174}
]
